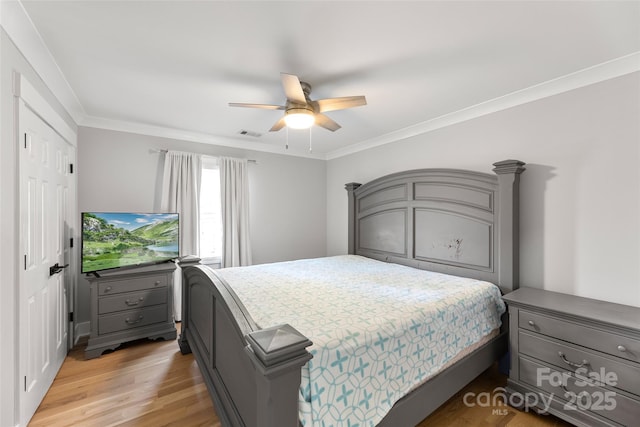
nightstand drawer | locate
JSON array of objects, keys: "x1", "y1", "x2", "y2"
[
  {"x1": 519, "y1": 330, "x2": 640, "y2": 397},
  {"x1": 98, "y1": 305, "x2": 168, "y2": 334},
  {"x1": 98, "y1": 274, "x2": 168, "y2": 295},
  {"x1": 520, "y1": 310, "x2": 640, "y2": 363},
  {"x1": 520, "y1": 356, "x2": 639, "y2": 427},
  {"x1": 98, "y1": 288, "x2": 167, "y2": 314}
]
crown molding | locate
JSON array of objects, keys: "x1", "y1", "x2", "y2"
[
  {"x1": 1, "y1": 0, "x2": 86, "y2": 123},
  {"x1": 325, "y1": 52, "x2": 640, "y2": 160}
]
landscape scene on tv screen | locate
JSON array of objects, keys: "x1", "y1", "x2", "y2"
[{"x1": 82, "y1": 212, "x2": 179, "y2": 273}]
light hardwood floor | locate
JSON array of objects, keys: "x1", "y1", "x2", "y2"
[{"x1": 30, "y1": 330, "x2": 572, "y2": 427}]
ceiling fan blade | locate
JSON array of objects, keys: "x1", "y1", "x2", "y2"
[
  {"x1": 269, "y1": 116, "x2": 286, "y2": 132},
  {"x1": 315, "y1": 96, "x2": 367, "y2": 113},
  {"x1": 315, "y1": 113, "x2": 341, "y2": 132},
  {"x1": 228, "y1": 103, "x2": 285, "y2": 110},
  {"x1": 281, "y1": 73, "x2": 307, "y2": 104}
]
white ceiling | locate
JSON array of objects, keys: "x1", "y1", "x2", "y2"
[{"x1": 12, "y1": 0, "x2": 640, "y2": 158}]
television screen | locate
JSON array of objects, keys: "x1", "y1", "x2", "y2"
[{"x1": 81, "y1": 212, "x2": 179, "y2": 274}]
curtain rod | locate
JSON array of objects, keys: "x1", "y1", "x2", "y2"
[{"x1": 151, "y1": 148, "x2": 257, "y2": 164}]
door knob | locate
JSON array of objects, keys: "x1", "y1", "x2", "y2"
[{"x1": 49, "y1": 263, "x2": 69, "y2": 276}]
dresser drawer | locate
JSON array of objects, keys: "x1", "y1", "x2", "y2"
[
  {"x1": 98, "y1": 274, "x2": 168, "y2": 295},
  {"x1": 98, "y1": 305, "x2": 168, "y2": 335},
  {"x1": 519, "y1": 330, "x2": 640, "y2": 397},
  {"x1": 98, "y1": 288, "x2": 167, "y2": 314},
  {"x1": 520, "y1": 356, "x2": 639, "y2": 427},
  {"x1": 520, "y1": 310, "x2": 640, "y2": 363}
]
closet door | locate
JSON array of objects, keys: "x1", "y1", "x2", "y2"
[{"x1": 19, "y1": 100, "x2": 73, "y2": 424}]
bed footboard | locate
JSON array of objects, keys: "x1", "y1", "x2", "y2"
[{"x1": 178, "y1": 259, "x2": 312, "y2": 427}]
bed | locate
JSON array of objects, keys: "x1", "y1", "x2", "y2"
[{"x1": 177, "y1": 159, "x2": 526, "y2": 427}]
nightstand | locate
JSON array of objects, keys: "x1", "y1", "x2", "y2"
[
  {"x1": 85, "y1": 262, "x2": 177, "y2": 359},
  {"x1": 503, "y1": 287, "x2": 639, "y2": 427}
]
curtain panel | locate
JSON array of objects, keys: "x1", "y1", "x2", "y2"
[
  {"x1": 220, "y1": 157, "x2": 252, "y2": 267},
  {"x1": 160, "y1": 151, "x2": 202, "y2": 320}
]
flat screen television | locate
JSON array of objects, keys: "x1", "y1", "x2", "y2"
[{"x1": 81, "y1": 212, "x2": 179, "y2": 274}]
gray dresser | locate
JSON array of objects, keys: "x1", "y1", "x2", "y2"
[
  {"x1": 503, "y1": 287, "x2": 639, "y2": 427},
  {"x1": 85, "y1": 262, "x2": 177, "y2": 359}
]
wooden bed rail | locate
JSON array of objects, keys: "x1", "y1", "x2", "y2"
[{"x1": 178, "y1": 259, "x2": 312, "y2": 427}]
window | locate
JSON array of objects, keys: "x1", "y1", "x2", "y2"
[{"x1": 199, "y1": 157, "x2": 222, "y2": 262}]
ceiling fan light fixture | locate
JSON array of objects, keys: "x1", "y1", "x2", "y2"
[
  {"x1": 284, "y1": 108, "x2": 315, "y2": 129},
  {"x1": 229, "y1": 73, "x2": 366, "y2": 133}
]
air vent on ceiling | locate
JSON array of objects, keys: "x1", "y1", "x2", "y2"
[{"x1": 238, "y1": 129, "x2": 262, "y2": 138}]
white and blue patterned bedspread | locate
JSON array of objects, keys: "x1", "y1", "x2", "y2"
[{"x1": 215, "y1": 255, "x2": 506, "y2": 427}]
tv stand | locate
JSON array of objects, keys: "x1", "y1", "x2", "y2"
[{"x1": 85, "y1": 262, "x2": 177, "y2": 359}]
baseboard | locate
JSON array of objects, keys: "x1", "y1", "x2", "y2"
[{"x1": 74, "y1": 321, "x2": 90, "y2": 345}]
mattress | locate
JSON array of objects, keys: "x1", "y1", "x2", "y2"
[{"x1": 215, "y1": 255, "x2": 506, "y2": 426}]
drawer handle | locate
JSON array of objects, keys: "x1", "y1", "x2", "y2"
[
  {"x1": 125, "y1": 315, "x2": 144, "y2": 325},
  {"x1": 104, "y1": 286, "x2": 112, "y2": 293},
  {"x1": 154, "y1": 281, "x2": 161, "y2": 286},
  {"x1": 617, "y1": 345, "x2": 627, "y2": 352},
  {"x1": 558, "y1": 371, "x2": 574, "y2": 393},
  {"x1": 560, "y1": 373, "x2": 597, "y2": 392},
  {"x1": 125, "y1": 297, "x2": 144, "y2": 306},
  {"x1": 558, "y1": 351, "x2": 588, "y2": 368},
  {"x1": 527, "y1": 320, "x2": 535, "y2": 327}
]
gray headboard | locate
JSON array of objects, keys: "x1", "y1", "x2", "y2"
[{"x1": 345, "y1": 160, "x2": 525, "y2": 294}]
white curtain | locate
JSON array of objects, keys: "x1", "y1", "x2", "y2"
[
  {"x1": 161, "y1": 151, "x2": 202, "y2": 321},
  {"x1": 220, "y1": 157, "x2": 252, "y2": 267}
]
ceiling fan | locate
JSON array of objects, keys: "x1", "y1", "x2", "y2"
[{"x1": 229, "y1": 73, "x2": 367, "y2": 132}]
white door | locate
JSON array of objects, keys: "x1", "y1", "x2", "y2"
[{"x1": 19, "y1": 100, "x2": 72, "y2": 424}]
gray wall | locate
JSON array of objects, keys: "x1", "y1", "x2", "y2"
[
  {"x1": 327, "y1": 72, "x2": 640, "y2": 308},
  {"x1": 77, "y1": 127, "x2": 326, "y2": 324}
]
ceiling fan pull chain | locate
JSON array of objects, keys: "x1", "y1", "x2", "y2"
[
  {"x1": 285, "y1": 127, "x2": 289, "y2": 150},
  {"x1": 309, "y1": 128, "x2": 313, "y2": 153}
]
